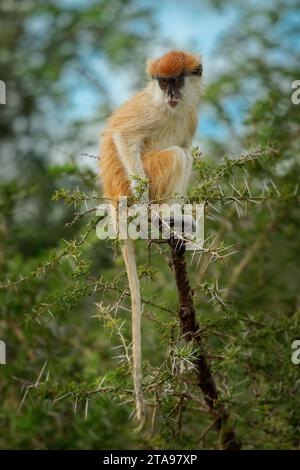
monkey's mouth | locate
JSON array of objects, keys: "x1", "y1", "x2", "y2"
[{"x1": 167, "y1": 99, "x2": 179, "y2": 108}]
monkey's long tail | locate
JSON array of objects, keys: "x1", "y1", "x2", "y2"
[{"x1": 121, "y1": 239, "x2": 145, "y2": 424}]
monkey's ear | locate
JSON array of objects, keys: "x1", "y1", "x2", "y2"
[{"x1": 184, "y1": 53, "x2": 203, "y2": 76}]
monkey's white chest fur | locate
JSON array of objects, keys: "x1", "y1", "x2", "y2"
[{"x1": 144, "y1": 106, "x2": 192, "y2": 152}]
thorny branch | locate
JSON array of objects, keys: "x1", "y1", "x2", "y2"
[{"x1": 7, "y1": 144, "x2": 297, "y2": 448}]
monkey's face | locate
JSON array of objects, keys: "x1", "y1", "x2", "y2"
[
  {"x1": 157, "y1": 75, "x2": 185, "y2": 108},
  {"x1": 156, "y1": 66, "x2": 203, "y2": 109}
]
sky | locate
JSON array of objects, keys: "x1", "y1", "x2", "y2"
[
  {"x1": 110, "y1": 1, "x2": 236, "y2": 101},
  {"x1": 67, "y1": 1, "x2": 235, "y2": 111},
  {"x1": 20, "y1": 0, "x2": 300, "y2": 168},
  {"x1": 154, "y1": 0, "x2": 235, "y2": 59},
  {"x1": 62, "y1": 0, "x2": 237, "y2": 162},
  {"x1": 51, "y1": 0, "x2": 300, "y2": 164}
]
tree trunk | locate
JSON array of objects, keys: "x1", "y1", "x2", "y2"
[{"x1": 168, "y1": 236, "x2": 241, "y2": 450}]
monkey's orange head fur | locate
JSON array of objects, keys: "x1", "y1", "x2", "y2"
[{"x1": 147, "y1": 50, "x2": 202, "y2": 78}]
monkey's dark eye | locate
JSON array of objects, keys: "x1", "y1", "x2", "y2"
[{"x1": 158, "y1": 79, "x2": 168, "y2": 90}]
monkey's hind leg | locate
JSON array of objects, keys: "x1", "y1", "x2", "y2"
[
  {"x1": 143, "y1": 146, "x2": 194, "y2": 238},
  {"x1": 143, "y1": 146, "x2": 192, "y2": 202}
]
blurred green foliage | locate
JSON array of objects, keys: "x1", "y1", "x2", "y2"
[{"x1": 0, "y1": 0, "x2": 300, "y2": 450}]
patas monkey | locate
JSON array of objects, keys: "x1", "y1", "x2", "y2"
[{"x1": 100, "y1": 51, "x2": 203, "y2": 423}]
